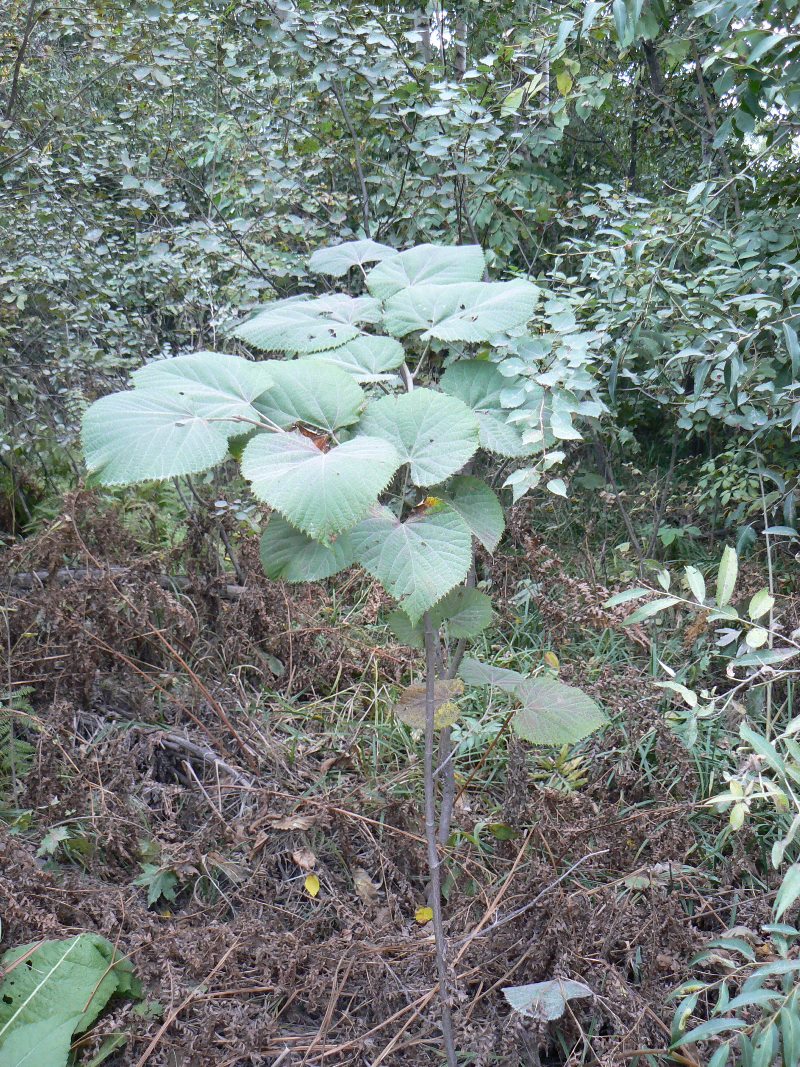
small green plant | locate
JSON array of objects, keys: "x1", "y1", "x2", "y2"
[
  {"x1": 0, "y1": 686, "x2": 35, "y2": 805},
  {"x1": 670, "y1": 923, "x2": 800, "y2": 1066},
  {"x1": 0, "y1": 933, "x2": 139, "y2": 1066},
  {"x1": 81, "y1": 240, "x2": 607, "y2": 1062}
]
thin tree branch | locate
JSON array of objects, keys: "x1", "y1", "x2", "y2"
[{"x1": 332, "y1": 80, "x2": 371, "y2": 237}]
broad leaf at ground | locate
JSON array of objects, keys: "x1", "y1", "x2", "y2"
[
  {"x1": 458, "y1": 657, "x2": 525, "y2": 691},
  {"x1": 392, "y1": 678, "x2": 465, "y2": 730},
  {"x1": 512, "y1": 677, "x2": 607, "y2": 744},
  {"x1": 384, "y1": 281, "x2": 539, "y2": 342},
  {"x1": 233, "y1": 295, "x2": 374, "y2": 354},
  {"x1": 357, "y1": 388, "x2": 480, "y2": 486},
  {"x1": 242, "y1": 432, "x2": 400, "y2": 541},
  {"x1": 440, "y1": 361, "x2": 532, "y2": 457},
  {"x1": 309, "y1": 240, "x2": 398, "y2": 277},
  {"x1": 350, "y1": 503, "x2": 472, "y2": 621},
  {"x1": 503, "y1": 979, "x2": 593, "y2": 1021},
  {"x1": 0, "y1": 934, "x2": 137, "y2": 1067},
  {"x1": 260, "y1": 515, "x2": 355, "y2": 582},
  {"x1": 365, "y1": 243, "x2": 485, "y2": 299},
  {"x1": 83, "y1": 391, "x2": 239, "y2": 485},
  {"x1": 305, "y1": 335, "x2": 405, "y2": 381},
  {"x1": 437, "y1": 475, "x2": 505, "y2": 552},
  {"x1": 253, "y1": 360, "x2": 365, "y2": 433}
]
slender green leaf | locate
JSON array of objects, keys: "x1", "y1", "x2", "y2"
[{"x1": 716, "y1": 546, "x2": 738, "y2": 608}]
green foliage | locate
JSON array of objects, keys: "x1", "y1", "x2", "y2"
[
  {"x1": 0, "y1": 934, "x2": 138, "y2": 1067},
  {"x1": 0, "y1": 688, "x2": 35, "y2": 801}
]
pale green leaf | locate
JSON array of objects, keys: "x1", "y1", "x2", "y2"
[
  {"x1": 0, "y1": 1016, "x2": 79, "y2": 1067},
  {"x1": 716, "y1": 546, "x2": 738, "y2": 608},
  {"x1": 83, "y1": 391, "x2": 235, "y2": 485},
  {"x1": 436, "y1": 475, "x2": 505, "y2": 552},
  {"x1": 387, "y1": 609, "x2": 424, "y2": 648},
  {"x1": 748, "y1": 589, "x2": 774, "y2": 621},
  {"x1": 745, "y1": 627, "x2": 769, "y2": 649},
  {"x1": 233, "y1": 295, "x2": 376, "y2": 354},
  {"x1": 685, "y1": 566, "x2": 707, "y2": 604},
  {"x1": 305, "y1": 335, "x2": 404, "y2": 381},
  {"x1": 673, "y1": 1018, "x2": 748, "y2": 1048},
  {"x1": 254, "y1": 360, "x2": 364, "y2": 433},
  {"x1": 383, "y1": 281, "x2": 538, "y2": 342},
  {"x1": 603, "y1": 588, "x2": 651, "y2": 608},
  {"x1": 132, "y1": 351, "x2": 273, "y2": 420},
  {"x1": 259, "y1": 515, "x2": 355, "y2": 582},
  {"x1": 357, "y1": 389, "x2": 479, "y2": 486},
  {"x1": 350, "y1": 504, "x2": 472, "y2": 622},
  {"x1": 459, "y1": 657, "x2": 525, "y2": 691},
  {"x1": 503, "y1": 978, "x2": 593, "y2": 1020},
  {"x1": 512, "y1": 677, "x2": 607, "y2": 744},
  {"x1": 734, "y1": 647, "x2": 799, "y2": 668},
  {"x1": 365, "y1": 243, "x2": 485, "y2": 299},
  {"x1": 622, "y1": 597, "x2": 680, "y2": 625},
  {"x1": 242, "y1": 432, "x2": 400, "y2": 541},
  {"x1": 546, "y1": 477, "x2": 567, "y2": 497},
  {"x1": 441, "y1": 361, "x2": 532, "y2": 457},
  {"x1": 308, "y1": 239, "x2": 398, "y2": 277}
]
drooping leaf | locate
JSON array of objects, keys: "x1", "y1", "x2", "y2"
[
  {"x1": 387, "y1": 587, "x2": 493, "y2": 648},
  {"x1": 232, "y1": 295, "x2": 374, "y2": 354},
  {"x1": 259, "y1": 515, "x2": 355, "y2": 582},
  {"x1": 305, "y1": 335, "x2": 405, "y2": 381},
  {"x1": 357, "y1": 389, "x2": 479, "y2": 486},
  {"x1": 459, "y1": 657, "x2": 525, "y2": 691},
  {"x1": 83, "y1": 391, "x2": 237, "y2": 485},
  {"x1": 392, "y1": 678, "x2": 464, "y2": 730},
  {"x1": 603, "y1": 588, "x2": 652, "y2": 608},
  {"x1": 383, "y1": 281, "x2": 538, "y2": 342},
  {"x1": 242, "y1": 432, "x2": 400, "y2": 541},
  {"x1": 433, "y1": 586, "x2": 493, "y2": 638},
  {"x1": 309, "y1": 239, "x2": 398, "y2": 277},
  {"x1": 512, "y1": 677, "x2": 607, "y2": 744},
  {"x1": 350, "y1": 504, "x2": 472, "y2": 622},
  {"x1": 440, "y1": 361, "x2": 532, "y2": 457},
  {"x1": 716, "y1": 546, "x2": 739, "y2": 608},
  {"x1": 0, "y1": 935, "x2": 136, "y2": 1067},
  {"x1": 503, "y1": 978, "x2": 593, "y2": 1021},
  {"x1": 365, "y1": 243, "x2": 485, "y2": 299},
  {"x1": 775, "y1": 864, "x2": 800, "y2": 920},
  {"x1": 436, "y1": 475, "x2": 505, "y2": 552},
  {"x1": 253, "y1": 360, "x2": 365, "y2": 433}
]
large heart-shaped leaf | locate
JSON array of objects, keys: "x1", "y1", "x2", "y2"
[
  {"x1": 365, "y1": 244, "x2": 485, "y2": 299},
  {"x1": 309, "y1": 239, "x2": 398, "y2": 277},
  {"x1": 441, "y1": 360, "x2": 532, "y2": 457},
  {"x1": 242, "y1": 432, "x2": 400, "y2": 541},
  {"x1": 384, "y1": 281, "x2": 538, "y2": 342},
  {"x1": 357, "y1": 389, "x2": 480, "y2": 486},
  {"x1": 305, "y1": 335, "x2": 405, "y2": 381},
  {"x1": 131, "y1": 351, "x2": 273, "y2": 421},
  {"x1": 437, "y1": 475, "x2": 505, "y2": 552},
  {"x1": 259, "y1": 515, "x2": 355, "y2": 582},
  {"x1": 233, "y1": 295, "x2": 376, "y2": 354},
  {"x1": 512, "y1": 677, "x2": 607, "y2": 745},
  {"x1": 253, "y1": 360, "x2": 364, "y2": 433},
  {"x1": 350, "y1": 504, "x2": 472, "y2": 621},
  {"x1": 83, "y1": 391, "x2": 238, "y2": 485}
]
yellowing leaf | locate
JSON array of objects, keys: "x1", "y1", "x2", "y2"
[
  {"x1": 304, "y1": 873, "x2": 320, "y2": 898},
  {"x1": 393, "y1": 679, "x2": 464, "y2": 731},
  {"x1": 556, "y1": 69, "x2": 573, "y2": 95},
  {"x1": 544, "y1": 651, "x2": 560, "y2": 670},
  {"x1": 415, "y1": 906, "x2": 434, "y2": 924}
]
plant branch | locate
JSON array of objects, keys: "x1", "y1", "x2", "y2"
[
  {"x1": 423, "y1": 612, "x2": 458, "y2": 1067},
  {"x1": 332, "y1": 80, "x2": 371, "y2": 237}
]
